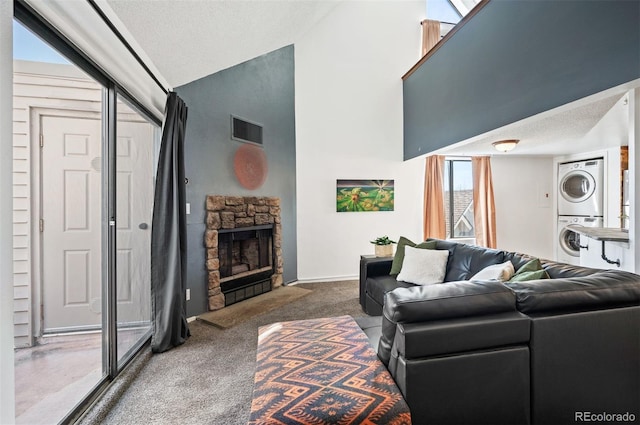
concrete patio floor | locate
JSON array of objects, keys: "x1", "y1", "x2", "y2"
[
  {"x1": 14, "y1": 325, "x2": 151, "y2": 424},
  {"x1": 14, "y1": 332, "x2": 103, "y2": 425}
]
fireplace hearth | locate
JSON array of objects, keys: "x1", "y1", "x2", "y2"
[{"x1": 204, "y1": 195, "x2": 283, "y2": 310}]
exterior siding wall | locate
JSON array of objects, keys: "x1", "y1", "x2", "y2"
[
  {"x1": 12, "y1": 96, "x2": 30, "y2": 348},
  {"x1": 12, "y1": 60, "x2": 100, "y2": 347}
]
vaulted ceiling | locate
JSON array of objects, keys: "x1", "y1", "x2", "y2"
[
  {"x1": 105, "y1": 0, "x2": 342, "y2": 88},
  {"x1": 103, "y1": 0, "x2": 635, "y2": 158}
]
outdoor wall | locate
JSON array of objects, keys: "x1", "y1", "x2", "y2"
[
  {"x1": 404, "y1": 0, "x2": 640, "y2": 159},
  {"x1": 295, "y1": 0, "x2": 425, "y2": 281},
  {"x1": 176, "y1": 46, "x2": 296, "y2": 316},
  {"x1": 10, "y1": 61, "x2": 102, "y2": 348},
  {"x1": 491, "y1": 156, "x2": 554, "y2": 260},
  {"x1": 1, "y1": 1, "x2": 16, "y2": 420}
]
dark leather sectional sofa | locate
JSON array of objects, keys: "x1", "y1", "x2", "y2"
[{"x1": 358, "y1": 239, "x2": 640, "y2": 425}]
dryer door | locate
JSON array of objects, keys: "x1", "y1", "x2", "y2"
[
  {"x1": 559, "y1": 225, "x2": 582, "y2": 257},
  {"x1": 560, "y1": 170, "x2": 596, "y2": 203}
]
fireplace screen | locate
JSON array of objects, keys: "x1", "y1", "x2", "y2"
[{"x1": 218, "y1": 225, "x2": 274, "y2": 305}]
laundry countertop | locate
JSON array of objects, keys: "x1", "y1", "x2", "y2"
[{"x1": 566, "y1": 225, "x2": 629, "y2": 242}]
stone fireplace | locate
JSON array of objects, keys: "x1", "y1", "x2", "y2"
[{"x1": 204, "y1": 195, "x2": 283, "y2": 310}]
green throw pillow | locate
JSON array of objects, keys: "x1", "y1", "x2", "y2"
[
  {"x1": 509, "y1": 269, "x2": 550, "y2": 282},
  {"x1": 517, "y1": 258, "x2": 543, "y2": 274},
  {"x1": 390, "y1": 237, "x2": 436, "y2": 275},
  {"x1": 509, "y1": 258, "x2": 550, "y2": 282}
]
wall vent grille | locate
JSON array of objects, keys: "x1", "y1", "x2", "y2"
[{"x1": 231, "y1": 115, "x2": 263, "y2": 145}]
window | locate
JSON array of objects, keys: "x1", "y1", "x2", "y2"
[
  {"x1": 443, "y1": 159, "x2": 475, "y2": 240},
  {"x1": 426, "y1": 0, "x2": 483, "y2": 22},
  {"x1": 425, "y1": 0, "x2": 483, "y2": 39}
]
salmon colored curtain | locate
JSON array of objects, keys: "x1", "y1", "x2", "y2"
[
  {"x1": 421, "y1": 19, "x2": 441, "y2": 56},
  {"x1": 423, "y1": 155, "x2": 446, "y2": 240},
  {"x1": 472, "y1": 156, "x2": 497, "y2": 248}
]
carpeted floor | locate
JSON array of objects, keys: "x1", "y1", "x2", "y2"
[{"x1": 78, "y1": 280, "x2": 367, "y2": 425}]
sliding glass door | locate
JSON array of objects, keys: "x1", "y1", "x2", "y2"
[
  {"x1": 12, "y1": 20, "x2": 107, "y2": 425},
  {"x1": 115, "y1": 95, "x2": 155, "y2": 367},
  {"x1": 12, "y1": 11, "x2": 160, "y2": 424}
]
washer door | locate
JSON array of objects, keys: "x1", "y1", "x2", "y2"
[
  {"x1": 560, "y1": 170, "x2": 596, "y2": 203},
  {"x1": 559, "y1": 225, "x2": 582, "y2": 257}
]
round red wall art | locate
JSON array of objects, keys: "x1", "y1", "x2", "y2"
[{"x1": 233, "y1": 144, "x2": 268, "y2": 190}]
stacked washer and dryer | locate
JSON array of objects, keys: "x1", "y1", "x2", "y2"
[{"x1": 557, "y1": 158, "x2": 604, "y2": 265}]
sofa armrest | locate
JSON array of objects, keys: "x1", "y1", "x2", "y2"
[
  {"x1": 361, "y1": 256, "x2": 393, "y2": 278},
  {"x1": 378, "y1": 280, "x2": 516, "y2": 366},
  {"x1": 359, "y1": 256, "x2": 393, "y2": 309},
  {"x1": 394, "y1": 311, "x2": 530, "y2": 360}
]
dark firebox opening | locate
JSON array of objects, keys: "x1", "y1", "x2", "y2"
[{"x1": 218, "y1": 224, "x2": 274, "y2": 306}]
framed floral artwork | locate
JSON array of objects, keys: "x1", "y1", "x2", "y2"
[{"x1": 336, "y1": 180, "x2": 394, "y2": 212}]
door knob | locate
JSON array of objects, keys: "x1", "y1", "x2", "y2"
[{"x1": 139, "y1": 223, "x2": 149, "y2": 230}]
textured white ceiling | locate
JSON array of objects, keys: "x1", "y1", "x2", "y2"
[
  {"x1": 436, "y1": 92, "x2": 629, "y2": 158},
  {"x1": 106, "y1": 0, "x2": 341, "y2": 88}
]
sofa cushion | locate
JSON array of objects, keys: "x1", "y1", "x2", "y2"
[
  {"x1": 470, "y1": 261, "x2": 515, "y2": 282},
  {"x1": 502, "y1": 251, "x2": 539, "y2": 272},
  {"x1": 442, "y1": 242, "x2": 505, "y2": 281},
  {"x1": 367, "y1": 275, "x2": 414, "y2": 306},
  {"x1": 505, "y1": 270, "x2": 640, "y2": 313},
  {"x1": 390, "y1": 237, "x2": 437, "y2": 275},
  {"x1": 541, "y1": 260, "x2": 602, "y2": 279},
  {"x1": 396, "y1": 246, "x2": 449, "y2": 285},
  {"x1": 383, "y1": 280, "x2": 516, "y2": 323}
]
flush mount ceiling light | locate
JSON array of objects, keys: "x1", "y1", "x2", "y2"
[{"x1": 492, "y1": 139, "x2": 519, "y2": 152}]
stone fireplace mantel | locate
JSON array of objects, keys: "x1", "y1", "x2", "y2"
[{"x1": 204, "y1": 195, "x2": 283, "y2": 310}]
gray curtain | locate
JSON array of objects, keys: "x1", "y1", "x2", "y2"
[{"x1": 151, "y1": 92, "x2": 190, "y2": 353}]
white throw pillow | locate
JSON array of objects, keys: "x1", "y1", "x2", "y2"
[
  {"x1": 396, "y1": 246, "x2": 449, "y2": 285},
  {"x1": 470, "y1": 261, "x2": 515, "y2": 282}
]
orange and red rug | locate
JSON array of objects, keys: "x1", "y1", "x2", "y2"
[{"x1": 248, "y1": 315, "x2": 411, "y2": 425}]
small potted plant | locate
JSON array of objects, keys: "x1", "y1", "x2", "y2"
[{"x1": 370, "y1": 235, "x2": 396, "y2": 257}]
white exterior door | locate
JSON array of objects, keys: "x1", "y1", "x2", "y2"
[{"x1": 41, "y1": 115, "x2": 102, "y2": 332}]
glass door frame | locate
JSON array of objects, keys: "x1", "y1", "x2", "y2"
[
  {"x1": 14, "y1": 2, "x2": 161, "y2": 423},
  {"x1": 112, "y1": 90, "x2": 157, "y2": 371}
]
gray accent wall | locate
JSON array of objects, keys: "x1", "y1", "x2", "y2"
[
  {"x1": 403, "y1": 0, "x2": 640, "y2": 160},
  {"x1": 176, "y1": 45, "x2": 296, "y2": 317}
]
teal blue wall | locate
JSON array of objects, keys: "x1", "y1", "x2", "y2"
[
  {"x1": 404, "y1": 0, "x2": 640, "y2": 160},
  {"x1": 176, "y1": 45, "x2": 296, "y2": 316}
]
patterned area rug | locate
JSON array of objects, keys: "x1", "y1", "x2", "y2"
[{"x1": 248, "y1": 315, "x2": 411, "y2": 425}]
